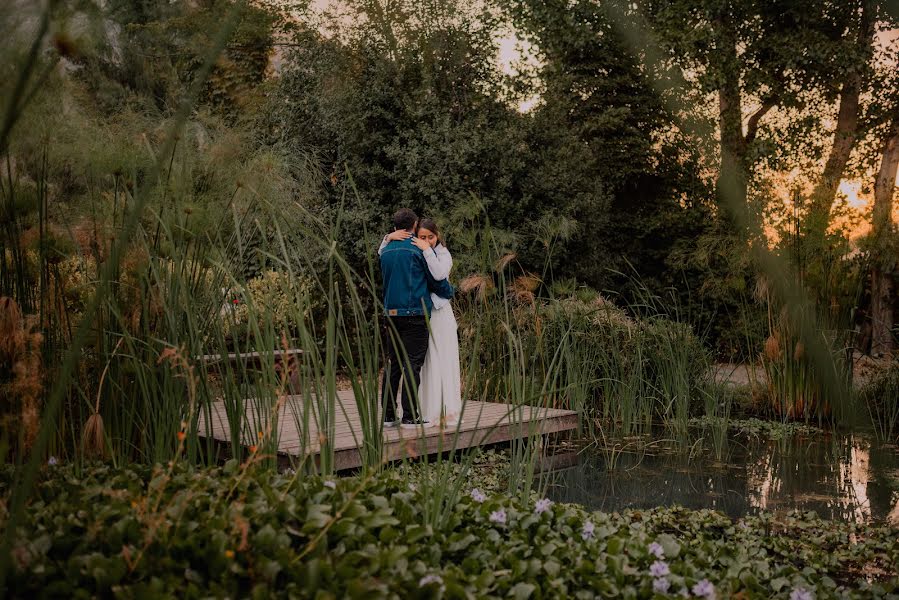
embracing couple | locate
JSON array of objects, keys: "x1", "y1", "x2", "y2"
[{"x1": 379, "y1": 208, "x2": 462, "y2": 430}]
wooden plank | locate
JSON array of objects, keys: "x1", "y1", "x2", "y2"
[
  {"x1": 196, "y1": 390, "x2": 579, "y2": 470},
  {"x1": 196, "y1": 348, "x2": 304, "y2": 364}
]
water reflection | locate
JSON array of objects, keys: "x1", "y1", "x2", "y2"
[{"x1": 548, "y1": 431, "x2": 899, "y2": 524}]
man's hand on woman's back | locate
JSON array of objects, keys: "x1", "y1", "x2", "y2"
[{"x1": 387, "y1": 230, "x2": 413, "y2": 242}]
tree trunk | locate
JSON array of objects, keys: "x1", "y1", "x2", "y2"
[
  {"x1": 870, "y1": 267, "x2": 894, "y2": 355},
  {"x1": 715, "y1": 12, "x2": 748, "y2": 227},
  {"x1": 807, "y1": 82, "x2": 862, "y2": 224},
  {"x1": 806, "y1": 0, "x2": 873, "y2": 239},
  {"x1": 870, "y1": 116, "x2": 899, "y2": 355}
]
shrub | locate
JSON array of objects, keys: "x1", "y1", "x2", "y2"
[
  {"x1": 860, "y1": 361, "x2": 899, "y2": 442},
  {"x1": 3, "y1": 463, "x2": 897, "y2": 598},
  {"x1": 458, "y1": 292, "x2": 711, "y2": 432},
  {"x1": 221, "y1": 270, "x2": 320, "y2": 340}
]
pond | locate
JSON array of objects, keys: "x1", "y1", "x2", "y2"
[{"x1": 548, "y1": 430, "x2": 899, "y2": 524}]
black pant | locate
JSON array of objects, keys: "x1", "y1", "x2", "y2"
[{"x1": 382, "y1": 316, "x2": 429, "y2": 422}]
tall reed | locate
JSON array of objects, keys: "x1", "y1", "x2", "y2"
[
  {"x1": 860, "y1": 363, "x2": 899, "y2": 443},
  {"x1": 0, "y1": 2, "x2": 244, "y2": 587}
]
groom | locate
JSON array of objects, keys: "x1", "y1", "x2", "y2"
[{"x1": 380, "y1": 208, "x2": 453, "y2": 429}]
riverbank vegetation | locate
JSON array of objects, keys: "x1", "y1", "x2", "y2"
[{"x1": 1, "y1": 0, "x2": 898, "y2": 595}]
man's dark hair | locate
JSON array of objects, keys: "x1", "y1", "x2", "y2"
[{"x1": 393, "y1": 208, "x2": 417, "y2": 231}]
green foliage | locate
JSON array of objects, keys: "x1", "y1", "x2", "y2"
[
  {"x1": 267, "y1": 0, "x2": 715, "y2": 311},
  {"x1": 72, "y1": 0, "x2": 290, "y2": 120},
  {"x1": 756, "y1": 276, "x2": 853, "y2": 424},
  {"x1": 3, "y1": 463, "x2": 897, "y2": 597},
  {"x1": 860, "y1": 361, "x2": 899, "y2": 442},
  {"x1": 457, "y1": 286, "x2": 711, "y2": 437},
  {"x1": 222, "y1": 270, "x2": 320, "y2": 338},
  {"x1": 265, "y1": 2, "x2": 522, "y2": 256},
  {"x1": 500, "y1": 0, "x2": 717, "y2": 296},
  {"x1": 689, "y1": 416, "x2": 825, "y2": 441}
]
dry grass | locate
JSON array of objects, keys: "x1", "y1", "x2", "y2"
[
  {"x1": 460, "y1": 274, "x2": 494, "y2": 301},
  {"x1": 0, "y1": 296, "x2": 44, "y2": 457}
]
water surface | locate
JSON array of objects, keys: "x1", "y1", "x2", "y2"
[{"x1": 548, "y1": 431, "x2": 899, "y2": 524}]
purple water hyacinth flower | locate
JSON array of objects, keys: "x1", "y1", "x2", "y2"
[
  {"x1": 534, "y1": 498, "x2": 553, "y2": 514},
  {"x1": 489, "y1": 509, "x2": 507, "y2": 524},
  {"x1": 419, "y1": 574, "x2": 444, "y2": 588},
  {"x1": 48, "y1": 456, "x2": 58, "y2": 466},
  {"x1": 648, "y1": 541, "x2": 665, "y2": 558},
  {"x1": 653, "y1": 577, "x2": 671, "y2": 594},
  {"x1": 650, "y1": 561, "x2": 670, "y2": 578},
  {"x1": 790, "y1": 588, "x2": 814, "y2": 600},
  {"x1": 581, "y1": 521, "x2": 595, "y2": 540},
  {"x1": 323, "y1": 480, "x2": 336, "y2": 489},
  {"x1": 692, "y1": 579, "x2": 715, "y2": 599},
  {"x1": 470, "y1": 488, "x2": 486, "y2": 503}
]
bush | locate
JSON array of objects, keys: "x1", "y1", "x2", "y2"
[
  {"x1": 860, "y1": 361, "x2": 899, "y2": 442},
  {"x1": 222, "y1": 270, "x2": 320, "y2": 340},
  {"x1": 457, "y1": 293, "x2": 711, "y2": 432},
  {"x1": 3, "y1": 463, "x2": 897, "y2": 598}
]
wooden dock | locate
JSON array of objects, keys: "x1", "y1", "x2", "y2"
[{"x1": 198, "y1": 390, "x2": 578, "y2": 470}]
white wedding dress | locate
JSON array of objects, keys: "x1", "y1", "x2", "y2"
[{"x1": 378, "y1": 237, "x2": 463, "y2": 426}]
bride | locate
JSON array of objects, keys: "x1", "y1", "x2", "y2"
[{"x1": 379, "y1": 218, "x2": 462, "y2": 427}]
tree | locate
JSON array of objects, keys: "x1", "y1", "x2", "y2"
[
  {"x1": 643, "y1": 0, "x2": 857, "y2": 232},
  {"x1": 266, "y1": 1, "x2": 558, "y2": 274},
  {"x1": 869, "y1": 112, "x2": 899, "y2": 355},
  {"x1": 74, "y1": 0, "x2": 286, "y2": 120},
  {"x1": 804, "y1": 0, "x2": 876, "y2": 242},
  {"x1": 502, "y1": 0, "x2": 712, "y2": 293}
]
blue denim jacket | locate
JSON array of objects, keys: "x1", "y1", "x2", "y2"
[{"x1": 380, "y1": 238, "x2": 454, "y2": 316}]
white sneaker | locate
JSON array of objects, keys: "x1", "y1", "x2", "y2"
[{"x1": 400, "y1": 419, "x2": 431, "y2": 430}]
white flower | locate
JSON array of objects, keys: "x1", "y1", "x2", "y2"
[
  {"x1": 653, "y1": 577, "x2": 671, "y2": 594},
  {"x1": 323, "y1": 480, "x2": 336, "y2": 489},
  {"x1": 470, "y1": 488, "x2": 486, "y2": 503},
  {"x1": 489, "y1": 509, "x2": 507, "y2": 525},
  {"x1": 408, "y1": 483, "x2": 417, "y2": 492},
  {"x1": 47, "y1": 456, "x2": 58, "y2": 466},
  {"x1": 790, "y1": 588, "x2": 814, "y2": 600},
  {"x1": 534, "y1": 498, "x2": 553, "y2": 515},
  {"x1": 649, "y1": 560, "x2": 670, "y2": 578},
  {"x1": 581, "y1": 520, "x2": 595, "y2": 540},
  {"x1": 648, "y1": 541, "x2": 665, "y2": 558}
]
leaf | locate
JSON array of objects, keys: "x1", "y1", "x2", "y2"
[
  {"x1": 302, "y1": 504, "x2": 332, "y2": 533},
  {"x1": 544, "y1": 559, "x2": 561, "y2": 578},
  {"x1": 363, "y1": 510, "x2": 399, "y2": 529},
  {"x1": 255, "y1": 524, "x2": 278, "y2": 550},
  {"x1": 539, "y1": 541, "x2": 558, "y2": 557},
  {"x1": 448, "y1": 533, "x2": 477, "y2": 552},
  {"x1": 656, "y1": 534, "x2": 681, "y2": 558},
  {"x1": 770, "y1": 577, "x2": 789, "y2": 591},
  {"x1": 509, "y1": 582, "x2": 535, "y2": 600},
  {"x1": 606, "y1": 537, "x2": 624, "y2": 555}
]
